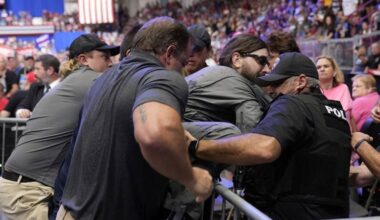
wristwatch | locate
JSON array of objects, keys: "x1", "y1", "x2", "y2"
[{"x1": 188, "y1": 139, "x2": 199, "y2": 158}]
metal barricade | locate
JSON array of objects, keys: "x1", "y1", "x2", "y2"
[
  {"x1": 298, "y1": 31, "x2": 380, "y2": 72},
  {"x1": 204, "y1": 183, "x2": 271, "y2": 220},
  {"x1": 0, "y1": 117, "x2": 27, "y2": 174}
]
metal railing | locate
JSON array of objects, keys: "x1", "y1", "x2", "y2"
[
  {"x1": 298, "y1": 31, "x2": 380, "y2": 71},
  {"x1": 203, "y1": 183, "x2": 271, "y2": 220},
  {"x1": 0, "y1": 117, "x2": 27, "y2": 173}
]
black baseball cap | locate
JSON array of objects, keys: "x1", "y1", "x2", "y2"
[
  {"x1": 23, "y1": 53, "x2": 34, "y2": 60},
  {"x1": 188, "y1": 25, "x2": 211, "y2": 50},
  {"x1": 68, "y1": 34, "x2": 120, "y2": 59},
  {"x1": 256, "y1": 52, "x2": 318, "y2": 86}
]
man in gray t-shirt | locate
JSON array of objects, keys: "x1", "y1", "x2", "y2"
[{"x1": 0, "y1": 34, "x2": 119, "y2": 220}]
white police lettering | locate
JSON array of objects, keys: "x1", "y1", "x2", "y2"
[{"x1": 325, "y1": 105, "x2": 347, "y2": 120}]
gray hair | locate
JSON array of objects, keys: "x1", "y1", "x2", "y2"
[
  {"x1": 306, "y1": 77, "x2": 321, "y2": 93},
  {"x1": 284, "y1": 76, "x2": 320, "y2": 93}
]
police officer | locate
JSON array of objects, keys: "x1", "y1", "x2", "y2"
[{"x1": 187, "y1": 52, "x2": 351, "y2": 219}]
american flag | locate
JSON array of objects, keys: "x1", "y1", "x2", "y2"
[
  {"x1": 36, "y1": 34, "x2": 51, "y2": 49},
  {"x1": 78, "y1": 0, "x2": 115, "y2": 24}
]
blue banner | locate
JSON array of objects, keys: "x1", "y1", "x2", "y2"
[
  {"x1": 6, "y1": 0, "x2": 64, "y2": 17},
  {"x1": 53, "y1": 32, "x2": 85, "y2": 52}
]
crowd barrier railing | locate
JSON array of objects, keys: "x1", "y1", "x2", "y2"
[
  {"x1": 0, "y1": 117, "x2": 27, "y2": 174},
  {"x1": 202, "y1": 182, "x2": 271, "y2": 220},
  {"x1": 298, "y1": 31, "x2": 380, "y2": 72}
]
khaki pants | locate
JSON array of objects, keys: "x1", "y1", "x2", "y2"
[
  {"x1": 0, "y1": 177, "x2": 53, "y2": 220},
  {"x1": 56, "y1": 205, "x2": 75, "y2": 220}
]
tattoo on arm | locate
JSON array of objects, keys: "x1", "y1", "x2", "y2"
[{"x1": 139, "y1": 106, "x2": 147, "y2": 123}]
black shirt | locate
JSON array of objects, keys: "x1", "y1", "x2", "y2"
[
  {"x1": 4, "y1": 90, "x2": 27, "y2": 117},
  {"x1": 17, "y1": 82, "x2": 45, "y2": 111},
  {"x1": 367, "y1": 54, "x2": 380, "y2": 69},
  {"x1": 61, "y1": 50, "x2": 188, "y2": 220},
  {"x1": 3, "y1": 70, "x2": 18, "y2": 96},
  {"x1": 246, "y1": 93, "x2": 351, "y2": 219}
]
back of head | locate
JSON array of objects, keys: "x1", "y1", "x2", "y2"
[
  {"x1": 132, "y1": 16, "x2": 190, "y2": 56},
  {"x1": 266, "y1": 31, "x2": 300, "y2": 54},
  {"x1": 120, "y1": 23, "x2": 143, "y2": 61},
  {"x1": 187, "y1": 24, "x2": 211, "y2": 51},
  {"x1": 35, "y1": 54, "x2": 60, "y2": 74},
  {"x1": 219, "y1": 34, "x2": 267, "y2": 67}
]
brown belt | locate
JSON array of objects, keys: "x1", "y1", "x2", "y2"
[{"x1": 2, "y1": 170, "x2": 35, "y2": 182}]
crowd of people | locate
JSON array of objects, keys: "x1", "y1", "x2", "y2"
[
  {"x1": 0, "y1": 10, "x2": 85, "y2": 32},
  {"x1": 0, "y1": 1, "x2": 379, "y2": 220},
  {"x1": 131, "y1": 0, "x2": 380, "y2": 40},
  {"x1": 0, "y1": 17, "x2": 376, "y2": 220},
  {"x1": 1, "y1": 0, "x2": 380, "y2": 56}
]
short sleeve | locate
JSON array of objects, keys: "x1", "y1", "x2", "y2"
[
  {"x1": 252, "y1": 96, "x2": 314, "y2": 150},
  {"x1": 133, "y1": 70, "x2": 188, "y2": 115}
]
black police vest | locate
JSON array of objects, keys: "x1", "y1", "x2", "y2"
[{"x1": 243, "y1": 93, "x2": 351, "y2": 209}]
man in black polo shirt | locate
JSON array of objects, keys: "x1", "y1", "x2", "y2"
[{"x1": 187, "y1": 52, "x2": 352, "y2": 219}]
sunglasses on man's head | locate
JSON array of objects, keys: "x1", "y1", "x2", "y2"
[{"x1": 240, "y1": 53, "x2": 269, "y2": 67}]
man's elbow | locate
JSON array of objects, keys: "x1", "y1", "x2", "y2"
[
  {"x1": 258, "y1": 138, "x2": 281, "y2": 163},
  {"x1": 260, "y1": 146, "x2": 281, "y2": 163},
  {"x1": 135, "y1": 128, "x2": 161, "y2": 149},
  {"x1": 135, "y1": 121, "x2": 176, "y2": 151}
]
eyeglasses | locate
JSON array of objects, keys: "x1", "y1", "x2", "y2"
[{"x1": 240, "y1": 53, "x2": 269, "y2": 67}]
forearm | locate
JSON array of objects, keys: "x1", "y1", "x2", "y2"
[
  {"x1": 356, "y1": 141, "x2": 380, "y2": 178},
  {"x1": 134, "y1": 102, "x2": 195, "y2": 188},
  {"x1": 197, "y1": 133, "x2": 281, "y2": 166},
  {"x1": 140, "y1": 124, "x2": 195, "y2": 187}
]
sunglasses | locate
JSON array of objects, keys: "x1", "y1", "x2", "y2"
[{"x1": 241, "y1": 53, "x2": 269, "y2": 67}]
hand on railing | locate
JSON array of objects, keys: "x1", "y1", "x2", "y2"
[
  {"x1": 187, "y1": 167, "x2": 214, "y2": 203},
  {"x1": 16, "y1": 109, "x2": 32, "y2": 118}
]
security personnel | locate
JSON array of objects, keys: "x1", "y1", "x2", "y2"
[{"x1": 187, "y1": 52, "x2": 351, "y2": 219}]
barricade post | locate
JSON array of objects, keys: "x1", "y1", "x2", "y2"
[{"x1": 0, "y1": 117, "x2": 27, "y2": 174}]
